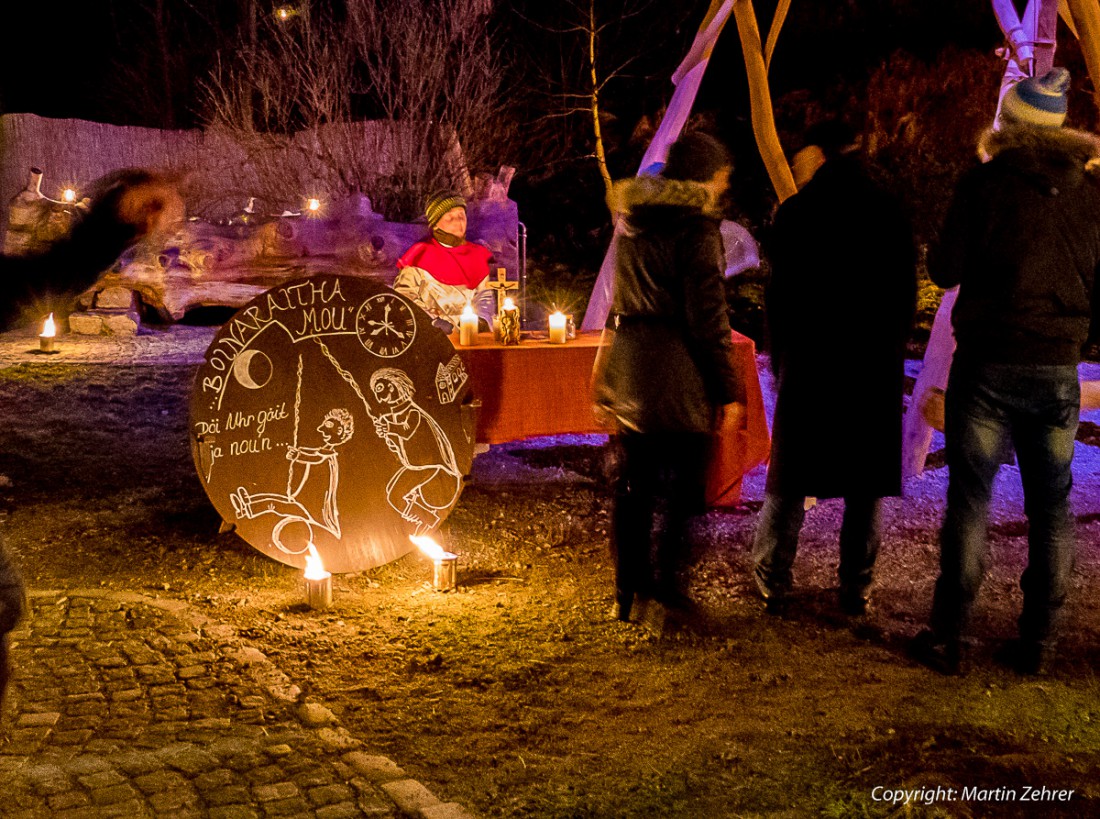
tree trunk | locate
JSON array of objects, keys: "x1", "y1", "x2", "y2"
[{"x1": 588, "y1": 0, "x2": 613, "y2": 203}]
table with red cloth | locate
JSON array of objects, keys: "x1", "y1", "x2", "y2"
[{"x1": 449, "y1": 330, "x2": 770, "y2": 507}]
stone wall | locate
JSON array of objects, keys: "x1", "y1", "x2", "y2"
[{"x1": 0, "y1": 114, "x2": 520, "y2": 335}]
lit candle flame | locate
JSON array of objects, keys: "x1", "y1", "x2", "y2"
[
  {"x1": 549, "y1": 311, "x2": 566, "y2": 327},
  {"x1": 410, "y1": 535, "x2": 446, "y2": 560},
  {"x1": 304, "y1": 543, "x2": 330, "y2": 580},
  {"x1": 461, "y1": 303, "x2": 476, "y2": 320},
  {"x1": 503, "y1": 297, "x2": 516, "y2": 311},
  {"x1": 41, "y1": 313, "x2": 56, "y2": 338},
  {"x1": 306, "y1": 198, "x2": 321, "y2": 212},
  {"x1": 61, "y1": 188, "x2": 77, "y2": 204}
]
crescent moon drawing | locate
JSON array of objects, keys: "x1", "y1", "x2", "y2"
[{"x1": 232, "y1": 349, "x2": 273, "y2": 390}]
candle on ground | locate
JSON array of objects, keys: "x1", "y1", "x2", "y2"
[
  {"x1": 411, "y1": 535, "x2": 459, "y2": 592},
  {"x1": 39, "y1": 313, "x2": 57, "y2": 353},
  {"x1": 304, "y1": 544, "x2": 333, "y2": 610}
]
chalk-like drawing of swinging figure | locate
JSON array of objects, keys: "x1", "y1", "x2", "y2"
[
  {"x1": 370, "y1": 368, "x2": 462, "y2": 533},
  {"x1": 229, "y1": 354, "x2": 354, "y2": 555},
  {"x1": 312, "y1": 338, "x2": 461, "y2": 534}
]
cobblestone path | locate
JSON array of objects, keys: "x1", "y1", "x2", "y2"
[{"x1": 0, "y1": 591, "x2": 473, "y2": 819}]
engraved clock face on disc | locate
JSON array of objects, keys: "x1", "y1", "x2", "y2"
[
  {"x1": 355, "y1": 293, "x2": 417, "y2": 358},
  {"x1": 189, "y1": 276, "x2": 474, "y2": 574}
]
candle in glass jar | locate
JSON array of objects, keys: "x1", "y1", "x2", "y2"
[
  {"x1": 499, "y1": 297, "x2": 521, "y2": 345},
  {"x1": 458, "y1": 304, "x2": 478, "y2": 346},
  {"x1": 548, "y1": 311, "x2": 567, "y2": 344}
]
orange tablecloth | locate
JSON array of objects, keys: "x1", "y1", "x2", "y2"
[
  {"x1": 450, "y1": 330, "x2": 770, "y2": 506},
  {"x1": 704, "y1": 331, "x2": 772, "y2": 507}
]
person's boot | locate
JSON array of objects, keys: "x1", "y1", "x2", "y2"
[
  {"x1": 612, "y1": 589, "x2": 634, "y2": 622},
  {"x1": 908, "y1": 629, "x2": 968, "y2": 676},
  {"x1": 994, "y1": 638, "x2": 1055, "y2": 676},
  {"x1": 753, "y1": 565, "x2": 790, "y2": 616},
  {"x1": 839, "y1": 588, "x2": 872, "y2": 617}
]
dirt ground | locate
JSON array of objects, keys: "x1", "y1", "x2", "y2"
[{"x1": 2, "y1": 358, "x2": 1100, "y2": 818}]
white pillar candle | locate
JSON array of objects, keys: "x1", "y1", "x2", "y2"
[
  {"x1": 459, "y1": 304, "x2": 478, "y2": 346},
  {"x1": 548, "y1": 311, "x2": 567, "y2": 344}
]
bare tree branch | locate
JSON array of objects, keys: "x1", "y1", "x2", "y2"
[{"x1": 200, "y1": 0, "x2": 512, "y2": 220}]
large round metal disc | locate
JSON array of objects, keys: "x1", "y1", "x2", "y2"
[{"x1": 190, "y1": 275, "x2": 475, "y2": 573}]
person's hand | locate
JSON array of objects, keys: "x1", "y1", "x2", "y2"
[
  {"x1": 114, "y1": 174, "x2": 185, "y2": 241},
  {"x1": 713, "y1": 401, "x2": 746, "y2": 434},
  {"x1": 82, "y1": 169, "x2": 186, "y2": 245}
]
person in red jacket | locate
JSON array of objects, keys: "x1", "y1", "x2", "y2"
[{"x1": 394, "y1": 192, "x2": 494, "y2": 331}]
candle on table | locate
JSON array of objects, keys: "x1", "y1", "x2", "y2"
[
  {"x1": 459, "y1": 303, "x2": 478, "y2": 346},
  {"x1": 499, "y1": 296, "x2": 520, "y2": 345},
  {"x1": 548, "y1": 311, "x2": 567, "y2": 344}
]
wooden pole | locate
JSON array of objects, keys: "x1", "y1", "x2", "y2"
[
  {"x1": 733, "y1": 0, "x2": 796, "y2": 202},
  {"x1": 763, "y1": 0, "x2": 792, "y2": 71},
  {"x1": 1065, "y1": 0, "x2": 1100, "y2": 114}
]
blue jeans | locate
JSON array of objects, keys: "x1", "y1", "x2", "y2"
[
  {"x1": 751, "y1": 493, "x2": 882, "y2": 599},
  {"x1": 931, "y1": 362, "x2": 1079, "y2": 649}
]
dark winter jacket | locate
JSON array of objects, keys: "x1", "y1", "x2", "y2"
[
  {"x1": 594, "y1": 176, "x2": 739, "y2": 434},
  {"x1": 0, "y1": 541, "x2": 24, "y2": 635},
  {"x1": 0, "y1": 174, "x2": 149, "y2": 646},
  {"x1": 765, "y1": 155, "x2": 916, "y2": 498},
  {"x1": 932, "y1": 124, "x2": 1100, "y2": 365}
]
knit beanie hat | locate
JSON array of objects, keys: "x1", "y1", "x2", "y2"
[
  {"x1": 1001, "y1": 68, "x2": 1070, "y2": 128},
  {"x1": 662, "y1": 133, "x2": 731, "y2": 183},
  {"x1": 425, "y1": 192, "x2": 466, "y2": 228}
]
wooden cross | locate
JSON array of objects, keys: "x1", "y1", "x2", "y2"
[{"x1": 486, "y1": 267, "x2": 518, "y2": 315}]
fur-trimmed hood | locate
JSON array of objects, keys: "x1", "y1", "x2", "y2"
[
  {"x1": 608, "y1": 176, "x2": 723, "y2": 227},
  {"x1": 977, "y1": 124, "x2": 1100, "y2": 190}
]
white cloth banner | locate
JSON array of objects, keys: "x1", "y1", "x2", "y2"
[
  {"x1": 903, "y1": 0, "x2": 1058, "y2": 477},
  {"x1": 581, "y1": 1, "x2": 735, "y2": 331}
]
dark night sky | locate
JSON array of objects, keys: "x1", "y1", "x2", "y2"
[
  {"x1": 1, "y1": 2, "x2": 1000, "y2": 126},
  {"x1": 1, "y1": 4, "x2": 120, "y2": 118}
]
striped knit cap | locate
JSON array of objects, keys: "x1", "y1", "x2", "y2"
[
  {"x1": 1001, "y1": 68, "x2": 1070, "y2": 128},
  {"x1": 425, "y1": 192, "x2": 466, "y2": 228}
]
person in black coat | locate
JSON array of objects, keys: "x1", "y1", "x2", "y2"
[
  {"x1": 910, "y1": 69, "x2": 1100, "y2": 676},
  {"x1": 0, "y1": 168, "x2": 182, "y2": 711},
  {"x1": 751, "y1": 121, "x2": 916, "y2": 616},
  {"x1": 594, "y1": 132, "x2": 740, "y2": 624}
]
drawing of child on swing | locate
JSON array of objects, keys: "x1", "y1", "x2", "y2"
[
  {"x1": 230, "y1": 407, "x2": 354, "y2": 554},
  {"x1": 369, "y1": 368, "x2": 462, "y2": 533}
]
